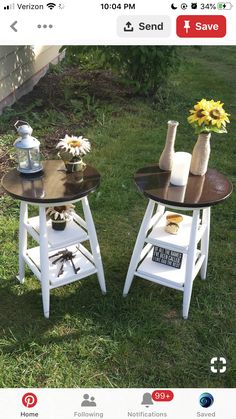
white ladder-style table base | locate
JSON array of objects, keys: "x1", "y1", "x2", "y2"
[
  {"x1": 18, "y1": 196, "x2": 106, "y2": 318},
  {"x1": 123, "y1": 200, "x2": 210, "y2": 319}
]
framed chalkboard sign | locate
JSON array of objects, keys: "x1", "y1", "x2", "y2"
[{"x1": 152, "y1": 246, "x2": 183, "y2": 269}]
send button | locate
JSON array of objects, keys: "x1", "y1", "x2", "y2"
[{"x1": 117, "y1": 16, "x2": 171, "y2": 37}]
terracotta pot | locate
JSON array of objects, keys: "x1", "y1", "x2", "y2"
[{"x1": 190, "y1": 133, "x2": 211, "y2": 176}]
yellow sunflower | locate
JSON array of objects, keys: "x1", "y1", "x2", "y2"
[
  {"x1": 187, "y1": 99, "x2": 211, "y2": 126},
  {"x1": 188, "y1": 99, "x2": 230, "y2": 133},
  {"x1": 207, "y1": 100, "x2": 230, "y2": 129}
]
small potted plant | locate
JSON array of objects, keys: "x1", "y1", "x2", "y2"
[
  {"x1": 56, "y1": 134, "x2": 91, "y2": 173},
  {"x1": 46, "y1": 204, "x2": 75, "y2": 231}
]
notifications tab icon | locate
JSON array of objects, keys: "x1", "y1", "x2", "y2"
[{"x1": 177, "y1": 15, "x2": 226, "y2": 37}]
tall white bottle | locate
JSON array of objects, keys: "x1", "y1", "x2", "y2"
[{"x1": 159, "y1": 120, "x2": 179, "y2": 171}]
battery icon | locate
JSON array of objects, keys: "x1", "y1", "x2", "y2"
[{"x1": 217, "y1": 2, "x2": 233, "y2": 9}]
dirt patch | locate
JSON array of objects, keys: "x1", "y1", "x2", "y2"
[{"x1": 17, "y1": 67, "x2": 133, "y2": 111}]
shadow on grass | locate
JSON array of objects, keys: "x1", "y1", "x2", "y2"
[{"x1": 0, "y1": 265, "x2": 235, "y2": 388}]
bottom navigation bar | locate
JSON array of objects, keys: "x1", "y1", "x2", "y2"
[{"x1": 0, "y1": 388, "x2": 235, "y2": 419}]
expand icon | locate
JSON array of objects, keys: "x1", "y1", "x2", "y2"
[{"x1": 210, "y1": 357, "x2": 227, "y2": 373}]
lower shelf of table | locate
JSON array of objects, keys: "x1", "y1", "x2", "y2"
[
  {"x1": 25, "y1": 244, "x2": 97, "y2": 288},
  {"x1": 136, "y1": 246, "x2": 205, "y2": 291},
  {"x1": 26, "y1": 216, "x2": 88, "y2": 250}
]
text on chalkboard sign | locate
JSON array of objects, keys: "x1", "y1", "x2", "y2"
[{"x1": 152, "y1": 246, "x2": 183, "y2": 269}]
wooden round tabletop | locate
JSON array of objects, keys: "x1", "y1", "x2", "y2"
[
  {"x1": 135, "y1": 166, "x2": 233, "y2": 208},
  {"x1": 1, "y1": 160, "x2": 100, "y2": 204}
]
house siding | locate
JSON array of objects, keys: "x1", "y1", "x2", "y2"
[{"x1": 0, "y1": 46, "x2": 62, "y2": 114}]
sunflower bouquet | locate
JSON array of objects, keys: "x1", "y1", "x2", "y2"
[
  {"x1": 188, "y1": 99, "x2": 230, "y2": 176},
  {"x1": 188, "y1": 99, "x2": 230, "y2": 134}
]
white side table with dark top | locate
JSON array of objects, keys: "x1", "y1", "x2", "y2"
[
  {"x1": 2, "y1": 160, "x2": 106, "y2": 318},
  {"x1": 123, "y1": 166, "x2": 233, "y2": 319}
]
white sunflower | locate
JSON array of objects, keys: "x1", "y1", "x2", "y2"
[
  {"x1": 56, "y1": 135, "x2": 91, "y2": 157},
  {"x1": 46, "y1": 204, "x2": 75, "y2": 220}
]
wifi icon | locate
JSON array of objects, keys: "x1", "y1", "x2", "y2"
[{"x1": 47, "y1": 2, "x2": 56, "y2": 9}]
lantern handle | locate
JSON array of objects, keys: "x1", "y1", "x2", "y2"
[{"x1": 14, "y1": 120, "x2": 31, "y2": 130}]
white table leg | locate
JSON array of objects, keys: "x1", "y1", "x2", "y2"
[
  {"x1": 82, "y1": 196, "x2": 106, "y2": 294},
  {"x1": 200, "y1": 207, "x2": 211, "y2": 280},
  {"x1": 123, "y1": 199, "x2": 157, "y2": 296},
  {"x1": 39, "y1": 206, "x2": 50, "y2": 318},
  {"x1": 17, "y1": 201, "x2": 28, "y2": 284},
  {"x1": 183, "y1": 209, "x2": 200, "y2": 319}
]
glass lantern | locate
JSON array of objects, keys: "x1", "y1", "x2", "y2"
[{"x1": 14, "y1": 120, "x2": 43, "y2": 174}]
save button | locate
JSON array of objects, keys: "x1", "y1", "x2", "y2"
[{"x1": 177, "y1": 15, "x2": 226, "y2": 38}]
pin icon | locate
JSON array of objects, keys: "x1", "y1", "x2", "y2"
[{"x1": 184, "y1": 20, "x2": 191, "y2": 34}]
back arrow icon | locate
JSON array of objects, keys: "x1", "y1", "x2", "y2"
[{"x1": 10, "y1": 21, "x2": 18, "y2": 32}]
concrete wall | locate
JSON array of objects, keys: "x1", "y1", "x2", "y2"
[{"x1": 0, "y1": 46, "x2": 62, "y2": 114}]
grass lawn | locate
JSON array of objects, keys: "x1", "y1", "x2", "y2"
[{"x1": 0, "y1": 46, "x2": 235, "y2": 388}]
